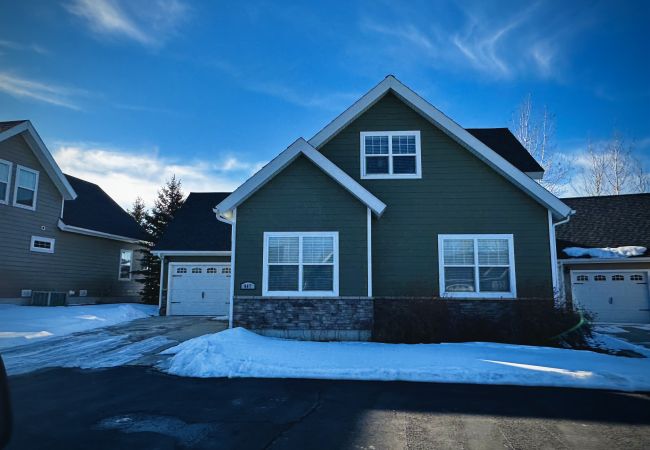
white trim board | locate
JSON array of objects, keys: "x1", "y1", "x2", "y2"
[
  {"x1": 559, "y1": 257, "x2": 650, "y2": 265},
  {"x1": 308, "y1": 76, "x2": 571, "y2": 220},
  {"x1": 0, "y1": 121, "x2": 76, "y2": 200},
  {"x1": 152, "y1": 250, "x2": 231, "y2": 257},
  {"x1": 214, "y1": 138, "x2": 387, "y2": 218},
  {"x1": 57, "y1": 219, "x2": 143, "y2": 244}
]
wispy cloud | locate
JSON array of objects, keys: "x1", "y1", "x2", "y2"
[
  {"x1": 64, "y1": 0, "x2": 189, "y2": 48},
  {"x1": 53, "y1": 143, "x2": 266, "y2": 208},
  {"x1": 0, "y1": 40, "x2": 50, "y2": 55},
  {"x1": 0, "y1": 72, "x2": 87, "y2": 110}
]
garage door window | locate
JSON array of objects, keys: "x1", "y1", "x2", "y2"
[
  {"x1": 263, "y1": 232, "x2": 339, "y2": 297},
  {"x1": 612, "y1": 274, "x2": 624, "y2": 281},
  {"x1": 176, "y1": 267, "x2": 187, "y2": 274},
  {"x1": 576, "y1": 275, "x2": 588, "y2": 282},
  {"x1": 631, "y1": 274, "x2": 643, "y2": 281},
  {"x1": 594, "y1": 275, "x2": 606, "y2": 281},
  {"x1": 438, "y1": 234, "x2": 516, "y2": 299},
  {"x1": 191, "y1": 267, "x2": 202, "y2": 274}
]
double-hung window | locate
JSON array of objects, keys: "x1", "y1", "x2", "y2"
[
  {"x1": 263, "y1": 232, "x2": 339, "y2": 296},
  {"x1": 118, "y1": 249, "x2": 133, "y2": 280},
  {"x1": 13, "y1": 165, "x2": 39, "y2": 210},
  {"x1": 438, "y1": 234, "x2": 516, "y2": 298},
  {"x1": 0, "y1": 159, "x2": 11, "y2": 204},
  {"x1": 361, "y1": 131, "x2": 421, "y2": 179}
]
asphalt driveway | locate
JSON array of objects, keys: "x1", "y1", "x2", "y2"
[
  {"x1": 6, "y1": 366, "x2": 650, "y2": 449},
  {"x1": 1, "y1": 316, "x2": 227, "y2": 375}
]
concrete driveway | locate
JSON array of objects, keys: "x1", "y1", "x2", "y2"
[
  {"x1": 0, "y1": 316, "x2": 227, "y2": 375},
  {"x1": 6, "y1": 366, "x2": 650, "y2": 449}
]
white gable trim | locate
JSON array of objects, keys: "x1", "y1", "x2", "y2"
[
  {"x1": 308, "y1": 76, "x2": 571, "y2": 219},
  {"x1": 0, "y1": 121, "x2": 76, "y2": 200},
  {"x1": 58, "y1": 219, "x2": 143, "y2": 244},
  {"x1": 214, "y1": 138, "x2": 387, "y2": 217}
]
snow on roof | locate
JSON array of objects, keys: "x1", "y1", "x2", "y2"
[{"x1": 563, "y1": 246, "x2": 647, "y2": 259}]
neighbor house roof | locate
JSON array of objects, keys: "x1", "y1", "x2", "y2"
[
  {"x1": 556, "y1": 194, "x2": 650, "y2": 258},
  {"x1": 466, "y1": 128, "x2": 544, "y2": 177},
  {"x1": 0, "y1": 120, "x2": 77, "y2": 200},
  {"x1": 155, "y1": 192, "x2": 232, "y2": 253},
  {"x1": 308, "y1": 75, "x2": 571, "y2": 219},
  {"x1": 58, "y1": 175, "x2": 146, "y2": 243},
  {"x1": 215, "y1": 138, "x2": 387, "y2": 218}
]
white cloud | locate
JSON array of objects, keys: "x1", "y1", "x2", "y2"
[
  {"x1": 0, "y1": 72, "x2": 86, "y2": 110},
  {"x1": 52, "y1": 143, "x2": 266, "y2": 209},
  {"x1": 64, "y1": 0, "x2": 189, "y2": 47},
  {"x1": 0, "y1": 40, "x2": 49, "y2": 55}
]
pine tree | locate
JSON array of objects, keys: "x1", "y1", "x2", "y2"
[
  {"x1": 133, "y1": 176, "x2": 184, "y2": 305},
  {"x1": 128, "y1": 196, "x2": 147, "y2": 227}
]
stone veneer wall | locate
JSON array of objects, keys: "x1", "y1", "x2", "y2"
[{"x1": 233, "y1": 296, "x2": 373, "y2": 341}]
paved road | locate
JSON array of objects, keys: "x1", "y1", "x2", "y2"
[
  {"x1": 6, "y1": 366, "x2": 650, "y2": 449},
  {"x1": 1, "y1": 316, "x2": 227, "y2": 375}
]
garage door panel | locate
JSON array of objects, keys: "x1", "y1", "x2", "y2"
[
  {"x1": 168, "y1": 264, "x2": 231, "y2": 316},
  {"x1": 571, "y1": 271, "x2": 650, "y2": 323}
]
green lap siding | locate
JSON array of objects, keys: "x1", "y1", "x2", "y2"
[
  {"x1": 235, "y1": 155, "x2": 368, "y2": 297},
  {"x1": 318, "y1": 92, "x2": 553, "y2": 298}
]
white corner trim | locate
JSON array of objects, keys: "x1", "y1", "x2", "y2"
[
  {"x1": 367, "y1": 207, "x2": 372, "y2": 297},
  {"x1": 548, "y1": 210, "x2": 559, "y2": 294},
  {"x1": 151, "y1": 250, "x2": 231, "y2": 257},
  {"x1": 437, "y1": 233, "x2": 517, "y2": 299},
  {"x1": 308, "y1": 76, "x2": 571, "y2": 219},
  {"x1": 214, "y1": 138, "x2": 387, "y2": 217},
  {"x1": 30, "y1": 236, "x2": 55, "y2": 254},
  {"x1": 228, "y1": 208, "x2": 237, "y2": 328},
  {"x1": 158, "y1": 254, "x2": 165, "y2": 312},
  {"x1": 57, "y1": 219, "x2": 143, "y2": 243},
  {"x1": 0, "y1": 121, "x2": 76, "y2": 200},
  {"x1": 12, "y1": 165, "x2": 39, "y2": 211}
]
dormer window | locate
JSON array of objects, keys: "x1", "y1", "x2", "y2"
[{"x1": 360, "y1": 131, "x2": 421, "y2": 179}]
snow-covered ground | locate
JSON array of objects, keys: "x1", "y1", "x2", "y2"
[
  {"x1": 0, "y1": 303, "x2": 157, "y2": 349},
  {"x1": 160, "y1": 328, "x2": 650, "y2": 392},
  {"x1": 590, "y1": 324, "x2": 650, "y2": 358}
]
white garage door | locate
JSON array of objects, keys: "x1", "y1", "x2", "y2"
[
  {"x1": 168, "y1": 264, "x2": 231, "y2": 316},
  {"x1": 571, "y1": 271, "x2": 650, "y2": 323}
]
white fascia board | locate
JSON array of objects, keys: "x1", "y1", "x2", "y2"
[
  {"x1": 558, "y1": 257, "x2": 650, "y2": 265},
  {"x1": 308, "y1": 75, "x2": 571, "y2": 220},
  {"x1": 151, "y1": 250, "x2": 231, "y2": 257},
  {"x1": 58, "y1": 219, "x2": 144, "y2": 244},
  {"x1": 0, "y1": 121, "x2": 77, "y2": 200},
  {"x1": 215, "y1": 138, "x2": 387, "y2": 217}
]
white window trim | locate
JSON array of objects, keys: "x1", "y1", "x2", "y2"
[
  {"x1": 262, "y1": 231, "x2": 339, "y2": 297},
  {"x1": 13, "y1": 165, "x2": 39, "y2": 211},
  {"x1": 360, "y1": 131, "x2": 422, "y2": 179},
  {"x1": 0, "y1": 159, "x2": 12, "y2": 205},
  {"x1": 438, "y1": 234, "x2": 517, "y2": 299},
  {"x1": 30, "y1": 236, "x2": 55, "y2": 254},
  {"x1": 118, "y1": 249, "x2": 133, "y2": 281}
]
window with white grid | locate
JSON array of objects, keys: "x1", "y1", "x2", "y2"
[
  {"x1": 361, "y1": 131, "x2": 421, "y2": 179},
  {"x1": 263, "y1": 232, "x2": 338, "y2": 296},
  {"x1": 438, "y1": 234, "x2": 516, "y2": 298}
]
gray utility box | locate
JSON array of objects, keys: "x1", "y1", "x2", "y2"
[{"x1": 31, "y1": 291, "x2": 67, "y2": 307}]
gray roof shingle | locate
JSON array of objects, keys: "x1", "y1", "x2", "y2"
[
  {"x1": 466, "y1": 128, "x2": 544, "y2": 174},
  {"x1": 0, "y1": 120, "x2": 27, "y2": 133},
  {"x1": 556, "y1": 194, "x2": 650, "y2": 258}
]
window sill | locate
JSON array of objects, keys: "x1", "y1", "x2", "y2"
[
  {"x1": 361, "y1": 174, "x2": 422, "y2": 180},
  {"x1": 441, "y1": 292, "x2": 517, "y2": 300},
  {"x1": 262, "y1": 291, "x2": 339, "y2": 297}
]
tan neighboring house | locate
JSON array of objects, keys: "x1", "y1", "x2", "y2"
[{"x1": 0, "y1": 120, "x2": 146, "y2": 305}]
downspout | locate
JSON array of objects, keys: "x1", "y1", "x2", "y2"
[
  {"x1": 158, "y1": 254, "x2": 165, "y2": 315},
  {"x1": 551, "y1": 209, "x2": 576, "y2": 305},
  {"x1": 214, "y1": 208, "x2": 236, "y2": 329}
]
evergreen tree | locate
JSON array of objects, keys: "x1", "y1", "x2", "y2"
[
  {"x1": 128, "y1": 196, "x2": 147, "y2": 227},
  {"x1": 133, "y1": 176, "x2": 184, "y2": 305}
]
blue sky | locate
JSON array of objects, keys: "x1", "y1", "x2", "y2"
[{"x1": 1, "y1": 0, "x2": 648, "y2": 207}]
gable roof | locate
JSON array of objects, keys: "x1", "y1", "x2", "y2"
[
  {"x1": 155, "y1": 192, "x2": 232, "y2": 252},
  {"x1": 556, "y1": 194, "x2": 650, "y2": 258},
  {"x1": 59, "y1": 175, "x2": 146, "y2": 242},
  {"x1": 215, "y1": 138, "x2": 387, "y2": 217},
  {"x1": 0, "y1": 120, "x2": 76, "y2": 200},
  {"x1": 308, "y1": 75, "x2": 571, "y2": 219},
  {"x1": 466, "y1": 128, "x2": 544, "y2": 177}
]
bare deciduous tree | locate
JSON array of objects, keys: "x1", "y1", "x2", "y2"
[
  {"x1": 580, "y1": 140, "x2": 608, "y2": 196},
  {"x1": 512, "y1": 94, "x2": 570, "y2": 195}
]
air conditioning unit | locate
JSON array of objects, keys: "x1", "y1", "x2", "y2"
[{"x1": 31, "y1": 291, "x2": 67, "y2": 307}]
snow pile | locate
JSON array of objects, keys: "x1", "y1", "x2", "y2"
[
  {"x1": 589, "y1": 333, "x2": 650, "y2": 358},
  {"x1": 0, "y1": 303, "x2": 157, "y2": 349},
  {"x1": 563, "y1": 246, "x2": 646, "y2": 259},
  {"x1": 160, "y1": 328, "x2": 650, "y2": 392}
]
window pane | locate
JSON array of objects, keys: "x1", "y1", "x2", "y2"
[
  {"x1": 392, "y1": 156, "x2": 416, "y2": 174},
  {"x1": 365, "y1": 156, "x2": 389, "y2": 174},
  {"x1": 16, "y1": 187, "x2": 35, "y2": 207},
  {"x1": 364, "y1": 135, "x2": 389, "y2": 154},
  {"x1": 119, "y1": 266, "x2": 131, "y2": 279},
  {"x1": 478, "y1": 239, "x2": 509, "y2": 265},
  {"x1": 303, "y1": 236, "x2": 334, "y2": 263},
  {"x1": 18, "y1": 169, "x2": 36, "y2": 189},
  {"x1": 0, "y1": 163, "x2": 8, "y2": 181},
  {"x1": 391, "y1": 135, "x2": 416, "y2": 154},
  {"x1": 443, "y1": 239, "x2": 474, "y2": 265},
  {"x1": 0, "y1": 182, "x2": 6, "y2": 200},
  {"x1": 268, "y1": 265, "x2": 299, "y2": 291},
  {"x1": 444, "y1": 267, "x2": 475, "y2": 292},
  {"x1": 120, "y1": 250, "x2": 132, "y2": 266},
  {"x1": 303, "y1": 265, "x2": 333, "y2": 291},
  {"x1": 479, "y1": 267, "x2": 510, "y2": 292},
  {"x1": 268, "y1": 237, "x2": 299, "y2": 263}
]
